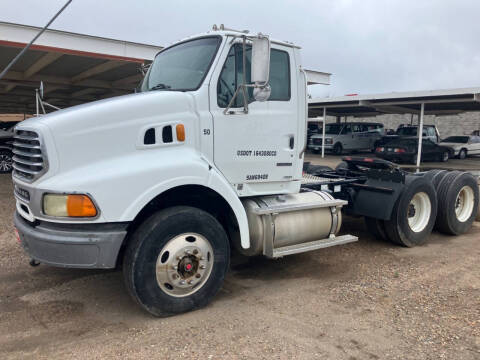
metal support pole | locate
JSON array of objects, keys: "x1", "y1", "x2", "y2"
[
  {"x1": 321, "y1": 107, "x2": 326, "y2": 158},
  {"x1": 416, "y1": 103, "x2": 425, "y2": 168},
  {"x1": 35, "y1": 89, "x2": 39, "y2": 117},
  {"x1": 0, "y1": 0, "x2": 73, "y2": 81}
]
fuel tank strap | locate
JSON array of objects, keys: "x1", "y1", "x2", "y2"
[{"x1": 252, "y1": 198, "x2": 347, "y2": 215}]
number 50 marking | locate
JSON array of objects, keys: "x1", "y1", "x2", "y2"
[{"x1": 203, "y1": 129, "x2": 211, "y2": 135}]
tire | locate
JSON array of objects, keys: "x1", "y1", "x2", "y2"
[
  {"x1": 439, "y1": 151, "x2": 449, "y2": 162},
  {"x1": 385, "y1": 176, "x2": 438, "y2": 247},
  {"x1": 364, "y1": 217, "x2": 391, "y2": 243},
  {"x1": 458, "y1": 149, "x2": 467, "y2": 159},
  {"x1": 0, "y1": 150, "x2": 13, "y2": 173},
  {"x1": 333, "y1": 143, "x2": 343, "y2": 155},
  {"x1": 423, "y1": 169, "x2": 449, "y2": 189},
  {"x1": 123, "y1": 206, "x2": 230, "y2": 317},
  {"x1": 434, "y1": 172, "x2": 479, "y2": 235}
]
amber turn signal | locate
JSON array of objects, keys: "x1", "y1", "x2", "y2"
[
  {"x1": 43, "y1": 194, "x2": 97, "y2": 217},
  {"x1": 67, "y1": 195, "x2": 97, "y2": 217},
  {"x1": 176, "y1": 124, "x2": 185, "y2": 142}
]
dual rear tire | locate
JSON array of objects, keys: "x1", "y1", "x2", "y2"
[
  {"x1": 365, "y1": 176, "x2": 437, "y2": 247},
  {"x1": 365, "y1": 170, "x2": 479, "y2": 247},
  {"x1": 434, "y1": 171, "x2": 479, "y2": 235}
]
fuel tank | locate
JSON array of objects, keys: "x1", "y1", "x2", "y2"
[{"x1": 239, "y1": 191, "x2": 345, "y2": 257}]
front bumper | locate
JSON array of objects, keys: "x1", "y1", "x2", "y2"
[
  {"x1": 14, "y1": 211, "x2": 128, "y2": 269},
  {"x1": 308, "y1": 144, "x2": 333, "y2": 151}
]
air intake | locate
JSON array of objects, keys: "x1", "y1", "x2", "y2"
[{"x1": 12, "y1": 130, "x2": 47, "y2": 182}]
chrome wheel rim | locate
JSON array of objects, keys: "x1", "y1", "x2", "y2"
[
  {"x1": 407, "y1": 192, "x2": 431, "y2": 233},
  {"x1": 443, "y1": 152, "x2": 448, "y2": 161},
  {"x1": 156, "y1": 233, "x2": 214, "y2": 297},
  {"x1": 455, "y1": 186, "x2": 474, "y2": 222},
  {"x1": 0, "y1": 154, "x2": 12, "y2": 172}
]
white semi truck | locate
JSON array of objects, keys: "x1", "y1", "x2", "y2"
[{"x1": 12, "y1": 26, "x2": 479, "y2": 316}]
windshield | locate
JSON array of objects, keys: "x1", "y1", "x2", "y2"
[
  {"x1": 140, "y1": 37, "x2": 221, "y2": 92},
  {"x1": 325, "y1": 124, "x2": 343, "y2": 135},
  {"x1": 442, "y1": 136, "x2": 469, "y2": 143}
]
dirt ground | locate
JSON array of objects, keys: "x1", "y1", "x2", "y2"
[{"x1": 1, "y1": 167, "x2": 479, "y2": 359}]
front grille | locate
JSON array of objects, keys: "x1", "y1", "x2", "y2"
[
  {"x1": 313, "y1": 138, "x2": 323, "y2": 145},
  {"x1": 12, "y1": 130, "x2": 47, "y2": 182}
]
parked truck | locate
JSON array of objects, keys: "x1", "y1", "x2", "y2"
[{"x1": 12, "y1": 26, "x2": 479, "y2": 317}]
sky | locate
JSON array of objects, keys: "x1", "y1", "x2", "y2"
[{"x1": 1, "y1": 0, "x2": 479, "y2": 98}]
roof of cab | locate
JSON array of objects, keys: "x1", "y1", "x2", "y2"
[{"x1": 167, "y1": 27, "x2": 301, "y2": 50}]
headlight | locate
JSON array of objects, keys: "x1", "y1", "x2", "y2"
[
  {"x1": 43, "y1": 194, "x2": 98, "y2": 217},
  {"x1": 325, "y1": 138, "x2": 333, "y2": 144}
]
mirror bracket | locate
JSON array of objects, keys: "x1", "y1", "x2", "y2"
[{"x1": 223, "y1": 34, "x2": 271, "y2": 115}]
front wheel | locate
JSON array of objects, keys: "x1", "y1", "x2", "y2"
[
  {"x1": 333, "y1": 143, "x2": 343, "y2": 155},
  {"x1": 123, "y1": 206, "x2": 230, "y2": 317},
  {"x1": 458, "y1": 149, "x2": 467, "y2": 159}
]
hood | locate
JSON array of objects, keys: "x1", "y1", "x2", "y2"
[{"x1": 17, "y1": 91, "x2": 196, "y2": 176}]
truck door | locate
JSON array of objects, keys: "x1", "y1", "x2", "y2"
[{"x1": 209, "y1": 42, "x2": 299, "y2": 193}]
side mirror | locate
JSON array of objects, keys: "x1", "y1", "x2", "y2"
[
  {"x1": 251, "y1": 35, "x2": 270, "y2": 86},
  {"x1": 39, "y1": 81, "x2": 44, "y2": 100}
]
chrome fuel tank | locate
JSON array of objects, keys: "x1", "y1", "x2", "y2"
[{"x1": 239, "y1": 191, "x2": 345, "y2": 257}]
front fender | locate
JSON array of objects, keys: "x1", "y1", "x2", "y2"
[{"x1": 123, "y1": 160, "x2": 250, "y2": 249}]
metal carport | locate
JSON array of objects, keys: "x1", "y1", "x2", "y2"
[
  {"x1": 0, "y1": 21, "x2": 162, "y2": 115},
  {"x1": 309, "y1": 88, "x2": 480, "y2": 166}
]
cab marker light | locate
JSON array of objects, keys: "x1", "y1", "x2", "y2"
[{"x1": 176, "y1": 124, "x2": 185, "y2": 142}]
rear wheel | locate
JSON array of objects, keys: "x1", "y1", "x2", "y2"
[
  {"x1": 385, "y1": 176, "x2": 437, "y2": 247},
  {"x1": 123, "y1": 206, "x2": 230, "y2": 317},
  {"x1": 458, "y1": 149, "x2": 467, "y2": 159},
  {"x1": 0, "y1": 150, "x2": 13, "y2": 173},
  {"x1": 423, "y1": 169, "x2": 449, "y2": 189},
  {"x1": 435, "y1": 172, "x2": 479, "y2": 235},
  {"x1": 364, "y1": 217, "x2": 392, "y2": 243}
]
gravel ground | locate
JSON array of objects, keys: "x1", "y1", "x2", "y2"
[{"x1": 0, "y1": 171, "x2": 479, "y2": 360}]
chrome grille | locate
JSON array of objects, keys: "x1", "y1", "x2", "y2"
[{"x1": 12, "y1": 130, "x2": 47, "y2": 182}]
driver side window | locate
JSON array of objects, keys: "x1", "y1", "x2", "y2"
[{"x1": 217, "y1": 44, "x2": 290, "y2": 108}]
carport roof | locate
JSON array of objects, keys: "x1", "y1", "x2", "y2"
[
  {"x1": 308, "y1": 87, "x2": 480, "y2": 117},
  {"x1": 0, "y1": 21, "x2": 163, "y2": 114}
]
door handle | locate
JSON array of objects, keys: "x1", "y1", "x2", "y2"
[{"x1": 289, "y1": 136, "x2": 294, "y2": 149}]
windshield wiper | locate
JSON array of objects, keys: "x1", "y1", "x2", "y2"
[{"x1": 150, "y1": 83, "x2": 171, "y2": 91}]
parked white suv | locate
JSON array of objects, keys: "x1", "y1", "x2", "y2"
[{"x1": 308, "y1": 122, "x2": 384, "y2": 154}]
